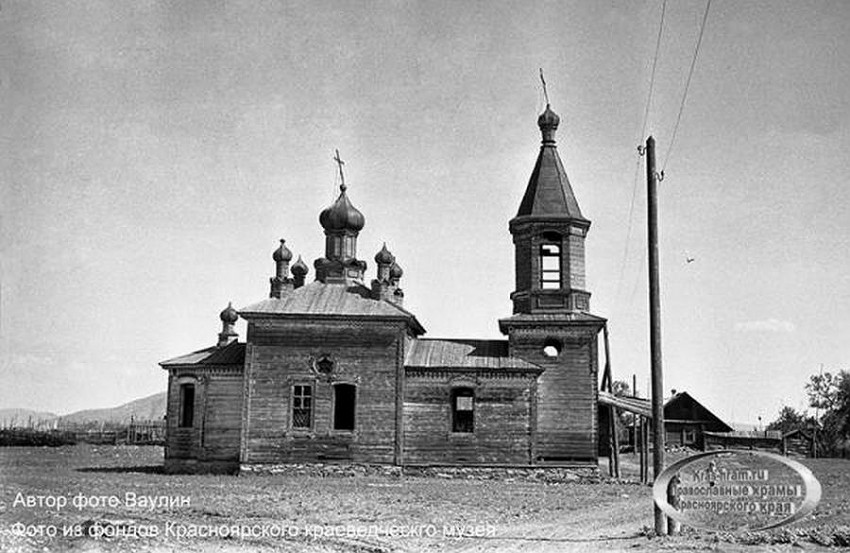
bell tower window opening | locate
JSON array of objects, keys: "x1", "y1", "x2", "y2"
[
  {"x1": 451, "y1": 388, "x2": 475, "y2": 433},
  {"x1": 333, "y1": 384, "x2": 356, "y2": 431},
  {"x1": 540, "y1": 243, "x2": 561, "y2": 289},
  {"x1": 292, "y1": 385, "x2": 313, "y2": 429},
  {"x1": 179, "y1": 384, "x2": 195, "y2": 428}
]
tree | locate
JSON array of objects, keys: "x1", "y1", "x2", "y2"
[
  {"x1": 805, "y1": 370, "x2": 850, "y2": 457},
  {"x1": 767, "y1": 406, "x2": 813, "y2": 434},
  {"x1": 611, "y1": 380, "x2": 631, "y2": 397}
]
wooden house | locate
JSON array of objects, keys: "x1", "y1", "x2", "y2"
[
  {"x1": 663, "y1": 391, "x2": 732, "y2": 449},
  {"x1": 159, "y1": 104, "x2": 605, "y2": 473}
]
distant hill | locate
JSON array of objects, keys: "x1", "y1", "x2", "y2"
[
  {"x1": 60, "y1": 392, "x2": 167, "y2": 424},
  {"x1": 0, "y1": 392, "x2": 167, "y2": 427},
  {"x1": 0, "y1": 408, "x2": 58, "y2": 427}
]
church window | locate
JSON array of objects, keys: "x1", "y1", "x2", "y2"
[
  {"x1": 179, "y1": 384, "x2": 195, "y2": 428},
  {"x1": 316, "y1": 355, "x2": 334, "y2": 374},
  {"x1": 540, "y1": 243, "x2": 561, "y2": 289},
  {"x1": 333, "y1": 384, "x2": 356, "y2": 431},
  {"x1": 543, "y1": 338, "x2": 562, "y2": 358},
  {"x1": 451, "y1": 388, "x2": 475, "y2": 433},
  {"x1": 292, "y1": 385, "x2": 313, "y2": 429}
]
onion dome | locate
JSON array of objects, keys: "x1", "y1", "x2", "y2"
[
  {"x1": 272, "y1": 239, "x2": 293, "y2": 262},
  {"x1": 374, "y1": 243, "x2": 395, "y2": 265},
  {"x1": 538, "y1": 104, "x2": 560, "y2": 131},
  {"x1": 389, "y1": 261, "x2": 403, "y2": 279},
  {"x1": 291, "y1": 255, "x2": 308, "y2": 277},
  {"x1": 219, "y1": 302, "x2": 238, "y2": 324},
  {"x1": 319, "y1": 187, "x2": 365, "y2": 232}
]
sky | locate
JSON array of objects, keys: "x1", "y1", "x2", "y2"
[{"x1": 1, "y1": 1, "x2": 849, "y2": 426}]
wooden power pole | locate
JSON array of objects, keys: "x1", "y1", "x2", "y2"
[{"x1": 645, "y1": 136, "x2": 667, "y2": 536}]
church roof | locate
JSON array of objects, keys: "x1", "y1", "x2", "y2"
[
  {"x1": 499, "y1": 312, "x2": 606, "y2": 333},
  {"x1": 239, "y1": 281, "x2": 425, "y2": 334},
  {"x1": 405, "y1": 339, "x2": 541, "y2": 371},
  {"x1": 514, "y1": 105, "x2": 587, "y2": 221},
  {"x1": 160, "y1": 341, "x2": 245, "y2": 367}
]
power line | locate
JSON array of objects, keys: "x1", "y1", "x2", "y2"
[
  {"x1": 662, "y1": 0, "x2": 712, "y2": 171},
  {"x1": 614, "y1": 0, "x2": 667, "y2": 308}
]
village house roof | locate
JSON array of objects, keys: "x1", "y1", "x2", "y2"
[
  {"x1": 160, "y1": 340, "x2": 246, "y2": 367},
  {"x1": 405, "y1": 339, "x2": 542, "y2": 372},
  {"x1": 239, "y1": 281, "x2": 425, "y2": 334}
]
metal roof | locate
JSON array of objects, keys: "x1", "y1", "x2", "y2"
[
  {"x1": 405, "y1": 339, "x2": 542, "y2": 371},
  {"x1": 160, "y1": 341, "x2": 245, "y2": 367},
  {"x1": 240, "y1": 281, "x2": 425, "y2": 334},
  {"x1": 514, "y1": 119, "x2": 586, "y2": 221}
]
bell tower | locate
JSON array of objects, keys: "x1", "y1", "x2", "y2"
[
  {"x1": 509, "y1": 104, "x2": 591, "y2": 314},
  {"x1": 499, "y1": 103, "x2": 605, "y2": 463}
]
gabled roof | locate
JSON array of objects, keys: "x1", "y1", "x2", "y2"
[
  {"x1": 159, "y1": 341, "x2": 245, "y2": 367},
  {"x1": 515, "y1": 139, "x2": 586, "y2": 221},
  {"x1": 664, "y1": 391, "x2": 733, "y2": 432},
  {"x1": 239, "y1": 281, "x2": 425, "y2": 335},
  {"x1": 406, "y1": 339, "x2": 541, "y2": 372}
]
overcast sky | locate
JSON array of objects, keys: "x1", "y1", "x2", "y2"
[{"x1": 2, "y1": 1, "x2": 848, "y2": 425}]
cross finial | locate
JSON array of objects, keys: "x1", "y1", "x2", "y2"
[
  {"x1": 333, "y1": 149, "x2": 347, "y2": 191},
  {"x1": 539, "y1": 68, "x2": 550, "y2": 106}
]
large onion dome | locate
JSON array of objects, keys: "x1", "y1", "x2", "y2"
[{"x1": 319, "y1": 186, "x2": 365, "y2": 232}]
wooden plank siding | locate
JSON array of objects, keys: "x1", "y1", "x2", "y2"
[
  {"x1": 164, "y1": 367, "x2": 243, "y2": 471},
  {"x1": 509, "y1": 336, "x2": 599, "y2": 462},
  {"x1": 403, "y1": 376, "x2": 534, "y2": 465},
  {"x1": 242, "y1": 319, "x2": 406, "y2": 464}
]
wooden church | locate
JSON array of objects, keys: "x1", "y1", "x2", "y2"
[{"x1": 159, "y1": 103, "x2": 606, "y2": 473}]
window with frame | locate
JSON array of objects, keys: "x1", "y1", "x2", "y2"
[
  {"x1": 179, "y1": 383, "x2": 195, "y2": 428},
  {"x1": 683, "y1": 428, "x2": 697, "y2": 445},
  {"x1": 540, "y1": 243, "x2": 561, "y2": 289},
  {"x1": 333, "y1": 384, "x2": 356, "y2": 431},
  {"x1": 451, "y1": 388, "x2": 474, "y2": 433},
  {"x1": 292, "y1": 385, "x2": 313, "y2": 429}
]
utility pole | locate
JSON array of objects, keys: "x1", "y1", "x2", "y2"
[{"x1": 645, "y1": 135, "x2": 667, "y2": 536}]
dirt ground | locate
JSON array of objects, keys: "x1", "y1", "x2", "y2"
[{"x1": 0, "y1": 445, "x2": 848, "y2": 552}]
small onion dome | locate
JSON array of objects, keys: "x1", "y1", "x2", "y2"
[
  {"x1": 291, "y1": 255, "x2": 308, "y2": 277},
  {"x1": 374, "y1": 243, "x2": 395, "y2": 265},
  {"x1": 537, "y1": 104, "x2": 560, "y2": 131},
  {"x1": 319, "y1": 188, "x2": 365, "y2": 232},
  {"x1": 389, "y1": 261, "x2": 403, "y2": 279},
  {"x1": 272, "y1": 239, "x2": 293, "y2": 262},
  {"x1": 220, "y1": 302, "x2": 238, "y2": 324}
]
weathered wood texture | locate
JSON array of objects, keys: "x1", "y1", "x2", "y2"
[
  {"x1": 508, "y1": 331, "x2": 599, "y2": 461},
  {"x1": 242, "y1": 319, "x2": 405, "y2": 464},
  {"x1": 164, "y1": 368, "x2": 243, "y2": 471},
  {"x1": 403, "y1": 376, "x2": 534, "y2": 465}
]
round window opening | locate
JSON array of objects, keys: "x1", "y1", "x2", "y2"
[{"x1": 542, "y1": 339, "x2": 562, "y2": 358}]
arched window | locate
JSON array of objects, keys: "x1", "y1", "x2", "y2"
[
  {"x1": 333, "y1": 384, "x2": 356, "y2": 431},
  {"x1": 179, "y1": 384, "x2": 195, "y2": 428},
  {"x1": 451, "y1": 388, "x2": 475, "y2": 433},
  {"x1": 540, "y1": 243, "x2": 561, "y2": 289}
]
